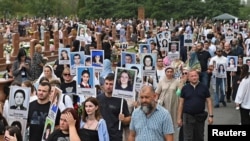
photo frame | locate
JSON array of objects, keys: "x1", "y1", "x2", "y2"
[
  {"x1": 226, "y1": 56, "x2": 238, "y2": 72},
  {"x1": 121, "y1": 52, "x2": 136, "y2": 67},
  {"x1": 140, "y1": 53, "x2": 157, "y2": 76},
  {"x1": 91, "y1": 50, "x2": 104, "y2": 72},
  {"x1": 58, "y1": 48, "x2": 70, "y2": 65},
  {"x1": 113, "y1": 67, "x2": 137, "y2": 101},
  {"x1": 139, "y1": 44, "x2": 151, "y2": 53},
  {"x1": 70, "y1": 51, "x2": 85, "y2": 75}
]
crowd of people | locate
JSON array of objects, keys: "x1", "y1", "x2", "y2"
[{"x1": 0, "y1": 16, "x2": 250, "y2": 141}]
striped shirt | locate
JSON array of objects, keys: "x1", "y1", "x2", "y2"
[{"x1": 129, "y1": 105, "x2": 174, "y2": 141}]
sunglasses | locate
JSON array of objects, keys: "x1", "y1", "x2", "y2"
[
  {"x1": 182, "y1": 72, "x2": 188, "y2": 75},
  {"x1": 63, "y1": 73, "x2": 71, "y2": 76}
]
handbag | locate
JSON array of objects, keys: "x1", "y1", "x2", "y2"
[{"x1": 158, "y1": 82, "x2": 173, "y2": 106}]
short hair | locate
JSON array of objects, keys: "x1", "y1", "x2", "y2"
[
  {"x1": 85, "y1": 57, "x2": 91, "y2": 62},
  {"x1": 39, "y1": 76, "x2": 49, "y2": 84},
  {"x1": 150, "y1": 42, "x2": 156, "y2": 46},
  {"x1": 246, "y1": 59, "x2": 250, "y2": 62},
  {"x1": 14, "y1": 89, "x2": 25, "y2": 100},
  {"x1": 35, "y1": 44, "x2": 42, "y2": 52},
  {"x1": 131, "y1": 66, "x2": 139, "y2": 74},
  {"x1": 74, "y1": 53, "x2": 81, "y2": 59},
  {"x1": 125, "y1": 54, "x2": 133, "y2": 59},
  {"x1": 105, "y1": 73, "x2": 114, "y2": 81},
  {"x1": 50, "y1": 79, "x2": 61, "y2": 88},
  {"x1": 39, "y1": 82, "x2": 51, "y2": 93},
  {"x1": 142, "y1": 45, "x2": 148, "y2": 49},
  {"x1": 140, "y1": 85, "x2": 154, "y2": 94}
]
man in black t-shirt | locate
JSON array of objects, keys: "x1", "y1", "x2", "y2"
[
  {"x1": 27, "y1": 82, "x2": 60, "y2": 141},
  {"x1": 97, "y1": 74, "x2": 131, "y2": 141}
]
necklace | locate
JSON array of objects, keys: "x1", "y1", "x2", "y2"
[{"x1": 86, "y1": 119, "x2": 96, "y2": 129}]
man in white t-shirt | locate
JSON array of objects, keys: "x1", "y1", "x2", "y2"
[{"x1": 208, "y1": 47, "x2": 227, "y2": 108}]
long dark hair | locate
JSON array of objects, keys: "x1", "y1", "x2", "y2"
[
  {"x1": 5, "y1": 126, "x2": 23, "y2": 141},
  {"x1": 240, "y1": 64, "x2": 249, "y2": 80},
  {"x1": 16, "y1": 48, "x2": 27, "y2": 61}
]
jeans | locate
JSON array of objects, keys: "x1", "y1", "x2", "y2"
[
  {"x1": 183, "y1": 113, "x2": 205, "y2": 141},
  {"x1": 199, "y1": 71, "x2": 209, "y2": 88},
  {"x1": 214, "y1": 78, "x2": 226, "y2": 106}
]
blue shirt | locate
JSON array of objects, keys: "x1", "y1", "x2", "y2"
[{"x1": 129, "y1": 105, "x2": 174, "y2": 141}]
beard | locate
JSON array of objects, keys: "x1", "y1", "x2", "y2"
[{"x1": 141, "y1": 102, "x2": 154, "y2": 114}]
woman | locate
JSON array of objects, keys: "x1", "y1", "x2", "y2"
[
  {"x1": 12, "y1": 48, "x2": 32, "y2": 83},
  {"x1": 155, "y1": 66, "x2": 182, "y2": 140},
  {"x1": 47, "y1": 108, "x2": 81, "y2": 141},
  {"x1": 228, "y1": 57, "x2": 236, "y2": 68},
  {"x1": 162, "y1": 39, "x2": 168, "y2": 47},
  {"x1": 60, "y1": 50, "x2": 69, "y2": 60},
  {"x1": 92, "y1": 55, "x2": 103, "y2": 67},
  {"x1": 143, "y1": 55, "x2": 155, "y2": 70},
  {"x1": 235, "y1": 64, "x2": 250, "y2": 125},
  {"x1": 21, "y1": 80, "x2": 37, "y2": 103},
  {"x1": 184, "y1": 51, "x2": 201, "y2": 72},
  {"x1": 115, "y1": 70, "x2": 133, "y2": 91},
  {"x1": 10, "y1": 89, "x2": 27, "y2": 110},
  {"x1": 80, "y1": 69, "x2": 91, "y2": 88},
  {"x1": 79, "y1": 97, "x2": 109, "y2": 141},
  {"x1": 36, "y1": 65, "x2": 60, "y2": 84},
  {"x1": 4, "y1": 126, "x2": 23, "y2": 141},
  {"x1": 31, "y1": 43, "x2": 47, "y2": 81},
  {"x1": 3, "y1": 64, "x2": 14, "y2": 79}
]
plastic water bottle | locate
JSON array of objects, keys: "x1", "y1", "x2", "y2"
[{"x1": 5, "y1": 71, "x2": 8, "y2": 80}]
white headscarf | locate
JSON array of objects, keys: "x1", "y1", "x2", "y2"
[{"x1": 36, "y1": 64, "x2": 60, "y2": 84}]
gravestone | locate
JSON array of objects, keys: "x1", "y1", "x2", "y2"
[
  {"x1": 12, "y1": 33, "x2": 20, "y2": 57},
  {"x1": 53, "y1": 31, "x2": 59, "y2": 51},
  {"x1": 96, "y1": 32, "x2": 102, "y2": 50}
]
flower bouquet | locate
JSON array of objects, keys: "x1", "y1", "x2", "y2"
[
  {"x1": 49, "y1": 39, "x2": 54, "y2": 45},
  {"x1": 3, "y1": 43, "x2": 13, "y2": 54},
  {"x1": 39, "y1": 40, "x2": 44, "y2": 46},
  {"x1": 73, "y1": 102, "x2": 83, "y2": 118}
]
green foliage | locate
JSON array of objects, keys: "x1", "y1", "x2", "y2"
[{"x1": 0, "y1": 0, "x2": 247, "y2": 21}]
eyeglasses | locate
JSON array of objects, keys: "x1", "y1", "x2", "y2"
[
  {"x1": 182, "y1": 72, "x2": 188, "y2": 75},
  {"x1": 63, "y1": 73, "x2": 71, "y2": 76}
]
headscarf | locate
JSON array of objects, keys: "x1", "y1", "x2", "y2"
[
  {"x1": 36, "y1": 64, "x2": 60, "y2": 84},
  {"x1": 188, "y1": 51, "x2": 200, "y2": 68},
  {"x1": 100, "y1": 59, "x2": 113, "y2": 79}
]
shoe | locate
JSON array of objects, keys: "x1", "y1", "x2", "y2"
[
  {"x1": 214, "y1": 105, "x2": 219, "y2": 108},
  {"x1": 222, "y1": 101, "x2": 227, "y2": 107},
  {"x1": 235, "y1": 107, "x2": 240, "y2": 110},
  {"x1": 227, "y1": 99, "x2": 231, "y2": 103}
]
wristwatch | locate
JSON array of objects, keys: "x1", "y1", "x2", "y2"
[{"x1": 209, "y1": 115, "x2": 214, "y2": 118}]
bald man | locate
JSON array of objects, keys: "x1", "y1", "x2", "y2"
[{"x1": 128, "y1": 85, "x2": 174, "y2": 141}]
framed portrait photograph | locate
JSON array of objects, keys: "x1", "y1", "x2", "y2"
[
  {"x1": 156, "y1": 33, "x2": 164, "y2": 47},
  {"x1": 147, "y1": 37, "x2": 157, "y2": 45},
  {"x1": 215, "y1": 63, "x2": 227, "y2": 78},
  {"x1": 42, "y1": 117, "x2": 55, "y2": 141},
  {"x1": 84, "y1": 55, "x2": 92, "y2": 66},
  {"x1": 76, "y1": 66, "x2": 96, "y2": 99},
  {"x1": 140, "y1": 53, "x2": 157, "y2": 76},
  {"x1": 162, "y1": 31, "x2": 171, "y2": 41},
  {"x1": 113, "y1": 67, "x2": 137, "y2": 101},
  {"x1": 168, "y1": 41, "x2": 180, "y2": 61},
  {"x1": 76, "y1": 24, "x2": 87, "y2": 41},
  {"x1": 91, "y1": 50, "x2": 104, "y2": 72},
  {"x1": 226, "y1": 56, "x2": 238, "y2": 72},
  {"x1": 7, "y1": 117, "x2": 27, "y2": 141},
  {"x1": 70, "y1": 51, "x2": 85, "y2": 75},
  {"x1": 139, "y1": 44, "x2": 151, "y2": 53},
  {"x1": 8, "y1": 86, "x2": 30, "y2": 118},
  {"x1": 58, "y1": 48, "x2": 70, "y2": 65},
  {"x1": 184, "y1": 34, "x2": 193, "y2": 47},
  {"x1": 243, "y1": 57, "x2": 250, "y2": 72},
  {"x1": 126, "y1": 64, "x2": 143, "y2": 93},
  {"x1": 121, "y1": 52, "x2": 136, "y2": 68}
]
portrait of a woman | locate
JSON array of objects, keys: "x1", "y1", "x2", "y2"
[
  {"x1": 92, "y1": 54, "x2": 103, "y2": 67},
  {"x1": 142, "y1": 55, "x2": 155, "y2": 70},
  {"x1": 228, "y1": 57, "x2": 236, "y2": 68},
  {"x1": 10, "y1": 89, "x2": 27, "y2": 110},
  {"x1": 60, "y1": 50, "x2": 70, "y2": 60},
  {"x1": 115, "y1": 69, "x2": 133, "y2": 91},
  {"x1": 218, "y1": 64, "x2": 226, "y2": 75},
  {"x1": 162, "y1": 39, "x2": 168, "y2": 48},
  {"x1": 80, "y1": 69, "x2": 92, "y2": 88}
]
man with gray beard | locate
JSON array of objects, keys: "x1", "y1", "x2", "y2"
[{"x1": 128, "y1": 85, "x2": 174, "y2": 141}]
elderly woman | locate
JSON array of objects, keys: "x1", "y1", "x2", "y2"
[
  {"x1": 31, "y1": 44, "x2": 47, "y2": 81},
  {"x1": 155, "y1": 66, "x2": 182, "y2": 140}
]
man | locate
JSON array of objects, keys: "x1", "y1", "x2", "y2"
[
  {"x1": 246, "y1": 59, "x2": 250, "y2": 67},
  {"x1": 196, "y1": 42, "x2": 211, "y2": 88},
  {"x1": 209, "y1": 47, "x2": 228, "y2": 107},
  {"x1": 27, "y1": 82, "x2": 60, "y2": 141},
  {"x1": 128, "y1": 85, "x2": 174, "y2": 141},
  {"x1": 184, "y1": 34, "x2": 192, "y2": 43},
  {"x1": 142, "y1": 45, "x2": 149, "y2": 53},
  {"x1": 71, "y1": 54, "x2": 83, "y2": 69},
  {"x1": 169, "y1": 43, "x2": 178, "y2": 54},
  {"x1": 177, "y1": 70, "x2": 213, "y2": 141},
  {"x1": 222, "y1": 42, "x2": 235, "y2": 103},
  {"x1": 122, "y1": 54, "x2": 133, "y2": 67},
  {"x1": 97, "y1": 74, "x2": 131, "y2": 141},
  {"x1": 156, "y1": 57, "x2": 165, "y2": 82},
  {"x1": 150, "y1": 42, "x2": 157, "y2": 51}
]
